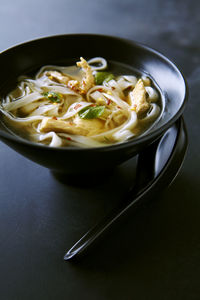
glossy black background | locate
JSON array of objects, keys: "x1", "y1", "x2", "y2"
[{"x1": 0, "y1": 1, "x2": 200, "y2": 299}]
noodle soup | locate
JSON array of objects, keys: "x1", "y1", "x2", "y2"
[{"x1": 0, "y1": 57, "x2": 161, "y2": 148}]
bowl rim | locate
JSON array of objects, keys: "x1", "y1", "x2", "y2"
[{"x1": 0, "y1": 33, "x2": 188, "y2": 152}]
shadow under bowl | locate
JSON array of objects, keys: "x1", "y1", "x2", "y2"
[{"x1": 0, "y1": 34, "x2": 188, "y2": 175}]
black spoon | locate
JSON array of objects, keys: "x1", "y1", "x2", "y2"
[{"x1": 64, "y1": 118, "x2": 187, "y2": 260}]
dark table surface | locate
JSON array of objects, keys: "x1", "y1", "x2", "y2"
[{"x1": 0, "y1": 0, "x2": 200, "y2": 299}]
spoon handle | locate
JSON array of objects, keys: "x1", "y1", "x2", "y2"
[{"x1": 64, "y1": 118, "x2": 187, "y2": 260}]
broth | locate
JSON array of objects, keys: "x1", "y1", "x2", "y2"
[{"x1": 0, "y1": 57, "x2": 162, "y2": 148}]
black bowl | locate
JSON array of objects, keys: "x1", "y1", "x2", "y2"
[{"x1": 0, "y1": 34, "x2": 188, "y2": 175}]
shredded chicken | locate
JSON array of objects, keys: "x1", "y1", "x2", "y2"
[
  {"x1": 76, "y1": 57, "x2": 95, "y2": 93},
  {"x1": 128, "y1": 79, "x2": 150, "y2": 115},
  {"x1": 46, "y1": 71, "x2": 70, "y2": 85},
  {"x1": 40, "y1": 116, "x2": 105, "y2": 136},
  {"x1": 44, "y1": 58, "x2": 94, "y2": 95}
]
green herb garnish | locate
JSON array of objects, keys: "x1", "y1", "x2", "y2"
[
  {"x1": 43, "y1": 91, "x2": 62, "y2": 103},
  {"x1": 95, "y1": 72, "x2": 115, "y2": 85},
  {"x1": 78, "y1": 105, "x2": 105, "y2": 119}
]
